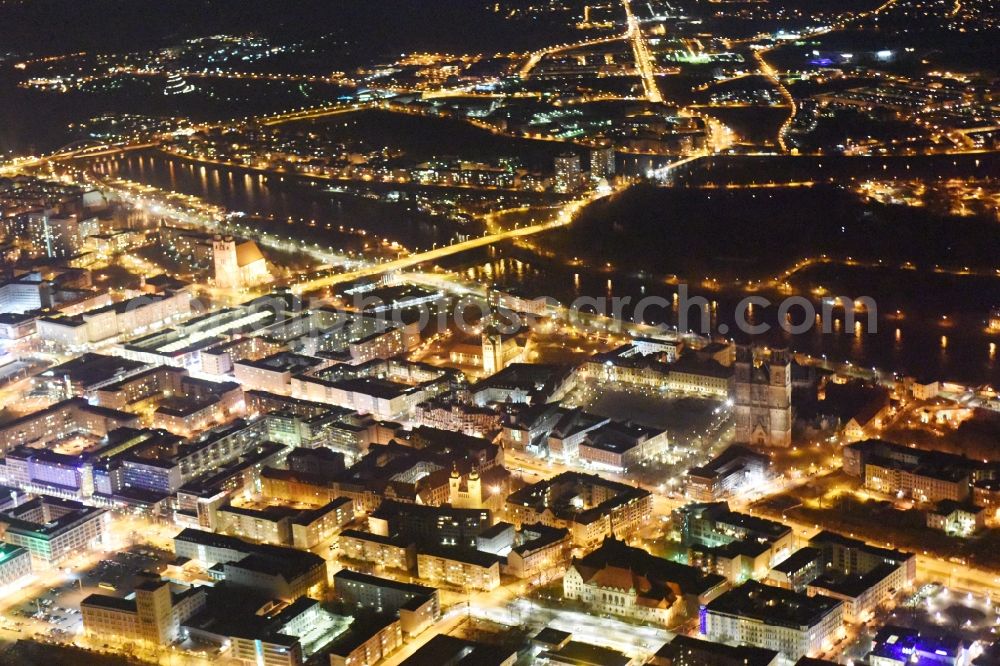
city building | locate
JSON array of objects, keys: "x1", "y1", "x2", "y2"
[
  {"x1": 369, "y1": 500, "x2": 492, "y2": 549},
  {"x1": 487, "y1": 286, "x2": 551, "y2": 317},
  {"x1": 214, "y1": 496, "x2": 352, "y2": 548},
  {"x1": 808, "y1": 531, "x2": 916, "y2": 589},
  {"x1": 807, "y1": 562, "x2": 901, "y2": 623},
  {"x1": 480, "y1": 327, "x2": 523, "y2": 375},
  {"x1": 212, "y1": 235, "x2": 269, "y2": 289},
  {"x1": 37, "y1": 290, "x2": 192, "y2": 349},
  {"x1": 842, "y1": 391, "x2": 892, "y2": 442},
  {"x1": 82, "y1": 578, "x2": 207, "y2": 646},
  {"x1": 416, "y1": 547, "x2": 502, "y2": 591},
  {"x1": 868, "y1": 625, "x2": 969, "y2": 666},
  {"x1": 765, "y1": 547, "x2": 824, "y2": 592},
  {"x1": 564, "y1": 538, "x2": 727, "y2": 626},
  {"x1": 29, "y1": 213, "x2": 96, "y2": 258},
  {"x1": 506, "y1": 471, "x2": 652, "y2": 547},
  {"x1": 291, "y1": 497, "x2": 354, "y2": 549},
  {"x1": 734, "y1": 345, "x2": 792, "y2": 447},
  {"x1": 401, "y1": 634, "x2": 516, "y2": 666},
  {"x1": 412, "y1": 397, "x2": 501, "y2": 437},
  {"x1": 327, "y1": 615, "x2": 403, "y2": 666},
  {"x1": 184, "y1": 589, "x2": 347, "y2": 666},
  {"x1": 689, "y1": 539, "x2": 773, "y2": 585},
  {"x1": 590, "y1": 142, "x2": 615, "y2": 182},
  {"x1": 333, "y1": 569, "x2": 439, "y2": 635},
  {"x1": 0, "y1": 542, "x2": 32, "y2": 587},
  {"x1": 843, "y1": 439, "x2": 983, "y2": 503},
  {"x1": 703, "y1": 581, "x2": 844, "y2": 660},
  {"x1": 234, "y1": 352, "x2": 329, "y2": 395},
  {"x1": 503, "y1": 522, "x2": 571, "y2": 580},
  {"x1": 173, "y1": 528, "x2": 328, "y2": 601},
  {"x1": 686, "y1": 445, "x2": 771, "y2": 502},
  {"x1": 575, "y1": 419, "x2": 670, "y2": 472},
  {"x1": 0, "y1": 276, "x2": 52, "y2": 314},
  {"x1": 0, "y1": 497, "x2": 109, "y2": 565},
  {"x1": 0, "y1": 397, "x2": 139, "y2": 454},
  {"x1": 470, "y1": 363, "x2": 575, "y2": 406},
  {"x1": 339, "y1": 529, "x2": 417, "y2": 573},
  {"x1": 540, "y1": 640, "x2": 632, "y2": 666},
  {"x1": 676, "y1": 502, "x2": 794, "y2": 567},
  {"x1": 650, "y1": 635, "x2": 780, "y2": 666},
  {"x1": 972, "y1": 479, "x2": 1000, "y2": 517},
  {"x1": 292, "y1": 358, "x2": 455, "y2": 420},
  {"x1": 926, "y1": 500, "x2": 984, "y2": 536},
  {"x1": 668, "y1": 354, "x2": 733, "y2": 397},
  {"x1": 553, "y1": 152, "x2": 582, "y2": 193},
  {"x1": 119, "y1": 419, "x2": 278, "y2": 495}
]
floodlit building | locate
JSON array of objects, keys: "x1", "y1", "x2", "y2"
[
  {"x1": 82, "y1": 578, "x2": 206, "y2": 646},
  {"x1": 0, "y1": 497, "x2": 109, "y2": 565},
  {"x1": 565, "y1": 538, "x2": 727, "y2": 626},
  {"x1": 686, "y1": 445, "x2": 771, "y2": 502},
  {"x1": 339, "y1": 529, "x2": 417, "y2": 573},
  {"x1": 734, "y1": 345, "x2": 792, "y2": 447},
  {"x1": 703, "y1": 581, "x2": 844, "y2": 660},
  {"x1": 212, "y1": 235, "x2": 269, "y2": 290},
  {"x1": 926, "y1": 500, "x2": 984, "y2": 536},
  {"x1": 868, "y1": 625, "x2": 969, "y2": 666},
  {"x1": 416, "y1": 547, "x2": 502, "y2": 591}
]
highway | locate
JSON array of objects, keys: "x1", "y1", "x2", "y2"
[
  {"x1": 622, "y1": 0, "x2": 664, "y2": 104},
  {"x1": 751, "y1": 47, "x2": 796, "y2": 153}
]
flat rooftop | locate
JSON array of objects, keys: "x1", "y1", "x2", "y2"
[{"x1": 706, "y1": 581, "x2": 843, "y2": 629}]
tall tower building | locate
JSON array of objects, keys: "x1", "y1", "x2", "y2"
[
  {"x1": 212, "y1": 235, "x2": 239, "y2": 290},
  {"x1": 467, "y1": 469, "x2": 481, "y2": 507},
  {"x1": 135, "y1": 580, "x2": 175, "y2": 644},
  {"x1": 590, "y1": 142, "x2": 615, "y2": 182},
  {"x1": 449, "y1": 466, "x2": 486, "y2": 510},
  {"x1": 448, "y1": 464, "x2": 461, "y2": 501},
  {"x1": 734, "y1": 344, "x2": 792, "y2": 447},
  {"x1": 29, "y1": 213, "x2": 84, "y2": 258},
  {"x1": 482, "y1": 328, "x2": 504, "y2": 375},
  {"x1": 554, "y1": 152, "x2": 582, "y2": 193}
]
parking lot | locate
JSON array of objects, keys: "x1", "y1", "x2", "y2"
[{"x1": 4, "y1": 545, "x2": 175, "y2": 644}]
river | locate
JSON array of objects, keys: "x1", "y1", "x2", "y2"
[{"x1": 84, "y1": 149, "x2": 1000, "y2": 386}]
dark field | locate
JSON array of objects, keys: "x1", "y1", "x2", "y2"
[{"x1": 540, "y1": 182, "x2": 1000, "y2": 281}]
